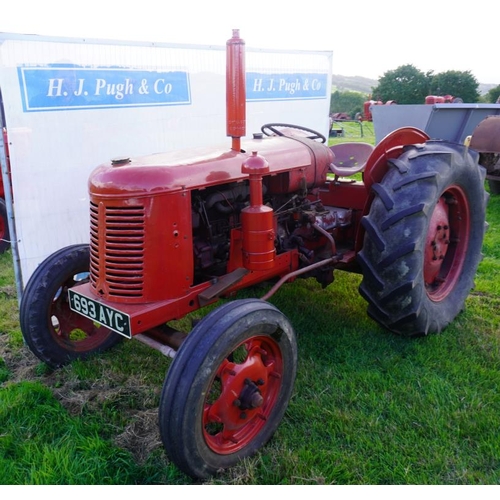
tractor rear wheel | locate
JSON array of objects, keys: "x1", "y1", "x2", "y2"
[
  {"x1": 0, "y1": 198, "x2": 10, "y2": 253},
  {"x1": 358, "y1": 141, "x2": 488, "y2": 336},
  {"x1": 20, "y1": 244, "x2": 122, "y2": 367},
  {"x1": 159, "y1": 299, "x2": 297, "y2": 479}
]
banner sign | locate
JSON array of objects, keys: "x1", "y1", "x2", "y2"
[
  {"x1": 246, "y1": 72, "x2": 328, "y2": 101},
  {"x1": 18, "y1": 65, "x2": 191, "y2": 111},
  {"x1": 0, "y1": 33, "x2": 332, "y2": 286}
]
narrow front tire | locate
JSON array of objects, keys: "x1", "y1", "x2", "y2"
[
  {"x1": 20, "y1": 244, "x2": 122, "y2": 367},
  {"x1": 159, "y1": 299, "x2": 297, "y2": 479}
]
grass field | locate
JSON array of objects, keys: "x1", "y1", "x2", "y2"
[
  {"x1": 1, "y1": 124, "x2": 499, "y2": 485},
  {"x1": 329, "y1": 119, "x2": 375, "y2": 145}
]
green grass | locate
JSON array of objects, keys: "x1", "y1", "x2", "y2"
[
  {"x1": 0, "y1": 381, "x2": 143, "y2": 484},
  {"x1": 329, "y1": 120, "x2": 375, "y2": 145},
  {"x1": 1, "y1": 142, "x2": 499, "y2": 484}
]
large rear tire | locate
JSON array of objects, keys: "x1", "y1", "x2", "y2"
[
  {"x1": 358, "y1": 141, "x2": 488, "y2": 336},
  {"x1": 20, "y1": 244, "x2": 122, "y2": 367},
  {"x1": 159, "y1": 299, "x2": 297, "y2": 479}
]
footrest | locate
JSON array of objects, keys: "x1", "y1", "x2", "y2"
[{"x1": 198, "y1": 268, "x2": 249, "y2": 305}]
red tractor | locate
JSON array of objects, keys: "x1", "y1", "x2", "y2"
[
  {"x1": 19, "y1": 31, "x2": 489, "y2": 479},
  {"x1": 358, "y1": 99, "x2": 396, "y2": 121}
]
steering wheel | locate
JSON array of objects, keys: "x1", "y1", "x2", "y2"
[{"x1": 261, "y1": 123, "x2": 327, "y2": 143}]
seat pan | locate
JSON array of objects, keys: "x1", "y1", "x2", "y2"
[{"x1": 329, "y1": 142, "x2": 374, "y2": 177}]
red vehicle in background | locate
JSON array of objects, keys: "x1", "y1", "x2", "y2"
[
  {"x1": 425, "y1": 94, "x2": 463, "y2": 104},
  {"x1": 0, "y1": 126, "x2": 10, "y2": 254},
  {"x1": 357, "y1": 99, "x2": 397, "y2": 121}
]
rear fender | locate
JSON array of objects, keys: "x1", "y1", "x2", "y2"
[
  {"x1": 355, "y1": 126, "x2": 430, "y2": 252},
  {"x1": 363, "y1": 126, "x2": 430, "y2": 193}
]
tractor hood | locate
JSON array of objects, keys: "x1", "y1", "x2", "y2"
[{"x1": 89, "y1": 134, "x2": 333, "y2": 197}]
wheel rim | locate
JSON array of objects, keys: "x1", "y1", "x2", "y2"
[
  {"x1": 424, "y1": 185, "x2": 470, "y2": 301},
  {"x1": 49, "y1": 272, "x2": 113, "y2": 352},
  {"x1": 203, "y1": 335, "x2": 283, "y2": 454}
]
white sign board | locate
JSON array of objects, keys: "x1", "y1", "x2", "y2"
[{"x1": 0, "y1": 33, "x2": 332, "y2": 288}]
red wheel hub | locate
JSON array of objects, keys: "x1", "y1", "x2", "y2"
[
  {"x1": 424, "y1": 186, "x2": 470, "y2": 301},
  {"x1": 203, "y1": 336, "x2": 283, "y2": 454},
  {"x1": 50, "y1": 280, "x2": 113, "y2": 352}
]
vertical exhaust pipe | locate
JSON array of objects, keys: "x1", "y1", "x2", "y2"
[
  {"x1": 226, "y1": 29, "x2": 246, "y2": 152},
  {"x1": 227, "y1": 30, "x2": 273, "y2": 270}
]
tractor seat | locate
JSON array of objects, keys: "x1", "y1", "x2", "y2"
[{"x1": 329, "y1": 142, "x2": 374, "y2": 178}]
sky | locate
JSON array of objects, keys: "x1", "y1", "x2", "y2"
[{"x1": 1, "y1": 0, "x2": 498, "y2": 84}]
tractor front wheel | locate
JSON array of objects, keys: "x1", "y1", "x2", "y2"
[
  {"x1": 20, "y1": 244, "x2": 122, "y2": 367},
  {"x1": 358, "y1": 141, "x2": 488, "y2": 336},
  {"x1": 159, "y1": 299, "x2": 297, "y2": 479}
]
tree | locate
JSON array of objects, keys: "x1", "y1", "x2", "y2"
[
  {"x1": 371, "y1": 65, "x2": 431, "y2": 104},
  {"x1": 429, "y1": 70, "x2": 480, "y2": 103},
  {"x1": 330, "y1": 90, "x2": 366, "y2": 118},
  {"x1": 485, "y1": 84, "x2": 500, "y2": 103}
]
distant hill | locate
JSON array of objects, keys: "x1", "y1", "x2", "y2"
[
  {"x1": 331, "y1": 75, "x2": 378, "y2": 95},
  {"x1": 479, "y1": 83, "x2": 498, "y2": 95},
  {"x1": 332, "y1": 74, "x2": 497, "y2": 96}
]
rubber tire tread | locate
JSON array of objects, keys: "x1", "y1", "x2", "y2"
[
  {"x1": 20, "y1": 244, "x2": 121, "y2": 367},
  {"x1": 159, "y1": 298, "x2": 297, "y2": 479},
  {"x1": 358, "y1": 140, "x2": 488, "y2": 336}
]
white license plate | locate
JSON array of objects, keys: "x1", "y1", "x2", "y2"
[{"x1": 68, "y1": 289, "x2": 132, "y2": 338}]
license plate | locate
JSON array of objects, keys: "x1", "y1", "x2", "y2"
[{"x1": 68, "y1": 289, "x2": 132, "y2": 338}]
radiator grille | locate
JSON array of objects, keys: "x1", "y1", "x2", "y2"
[{"x1": 90, "y1": 201, "x2": 145, "y2": 298}]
